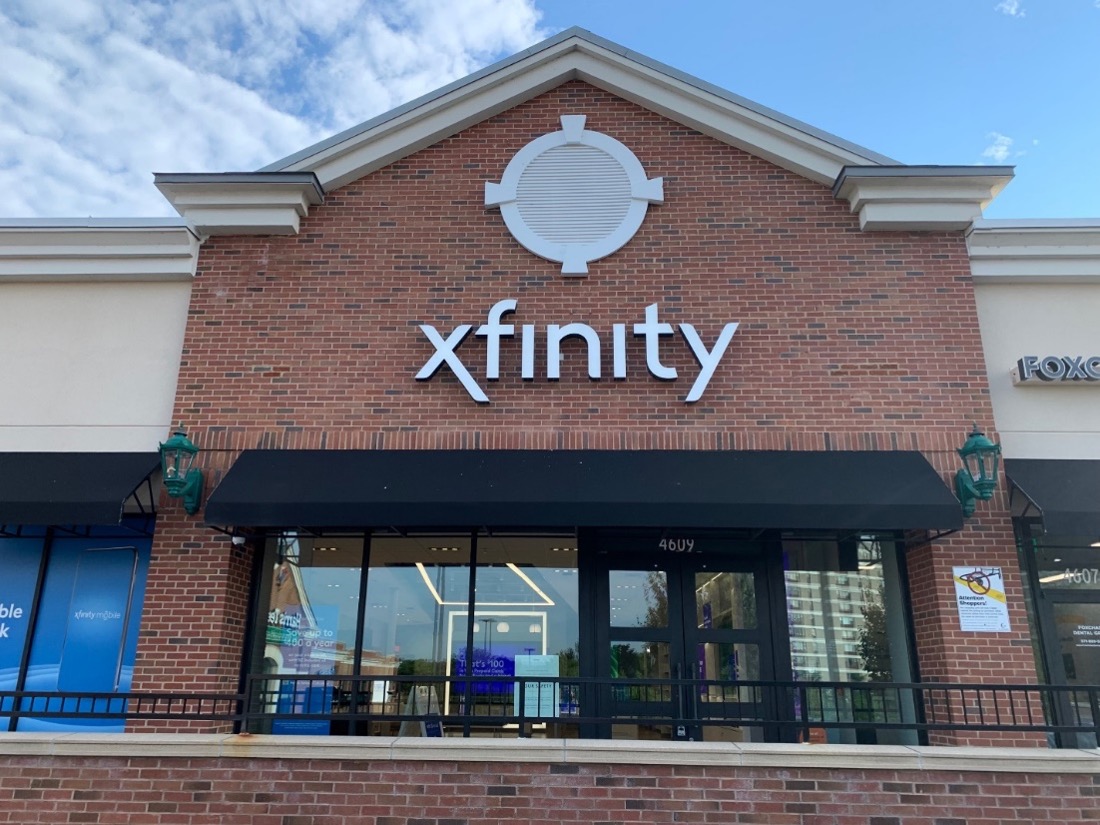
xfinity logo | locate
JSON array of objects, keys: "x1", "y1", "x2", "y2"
[
  {"x1": 1016, "y1": 355, "x2": 1100, "y2": 384},
  {"x1": 416, "y1": 300, "x2": 738, "y2": 404}
]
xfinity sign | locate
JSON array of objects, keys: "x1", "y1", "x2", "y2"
[
  {"x1": 416, "y1": 300, "x2": 738, "y2": 404},
  {"x1": 1015, "y1": 355, "x2": 1100, "y2": 384}
]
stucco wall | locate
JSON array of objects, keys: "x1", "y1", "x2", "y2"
[
  {"x1": 975, "y1": 280, "x2": 1100, "y2": 459},
  {"x1": 0, "y1": 280, "x2": 190, "y2": 452}
]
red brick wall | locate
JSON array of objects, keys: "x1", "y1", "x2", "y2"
[
  {"x1": 133, "y1": 80, "x2": 1035, "y2": 714},
  {"x1": 173, "y1": 81, "x2": 992, "y2": 446},
  {"x1": 0, "y1": 754, "x2": 1095, "y2": 824},
  {"x1": 905, "y1": 489, "x2": 1042, "y2": 746},
  {"x1": 130, "y1": 477, "x2": 254, "y2": 729}
]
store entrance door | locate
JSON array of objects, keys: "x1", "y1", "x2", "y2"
[
  {"x1": 592, "y1": 537, "x2": 780, "y2": 741},
  {"x1": 1025, "y1": 537, "x2": 1100, "y2": 748},
  {"x1": 1047, "y1": 601, "x2": 1100, "y2": 748}
]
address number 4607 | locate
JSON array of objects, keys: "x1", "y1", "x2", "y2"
[{"x1": 1064, "y1": 568, "x2": 1100, "y2": 585}]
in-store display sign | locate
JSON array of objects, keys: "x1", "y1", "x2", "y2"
[
  {"x1": 1014, "y1": 355, "x2": 1100, "y2": 384},
  {"x1": 416, "y1": 299, "x2": 738, "y2": 404}
]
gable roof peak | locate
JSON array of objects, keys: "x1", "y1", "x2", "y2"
[
  {"x1": 154, "y1": 28, "x2": 1012, "y2": 236},
  {"x1": 259, "y1": 27, "x2": 895, "y2": 191}
]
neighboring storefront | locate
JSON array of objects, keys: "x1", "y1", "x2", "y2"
[
  {"x1": 0, "y1": 220, "x2": 196, "y2": 731},
  {"x1": 970, "y1": 219, "x2": 1100, "y2": 747}
]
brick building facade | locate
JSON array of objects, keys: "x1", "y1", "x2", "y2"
[
  {"x1": 3, "y1": 27, "x2": 1098, "y2": 824},
  {"x1": 135, "y1": 36, "x2": 1031, "y2": 740}
]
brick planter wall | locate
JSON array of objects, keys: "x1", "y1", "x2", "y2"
[{"x1": 0, "y1": 737, "x2": 1096, "y2": 825}]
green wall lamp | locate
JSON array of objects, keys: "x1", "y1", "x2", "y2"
[
  {"x1": 159, "y1": 426, "x2": 204, "y2": 515},
  {"x1": 955, "y1": 424, "x2": 1002, "y2": 518}
]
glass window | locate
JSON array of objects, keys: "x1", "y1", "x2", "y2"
[
  {"x1": 464, "y1": 536, "x2": 579, "y2": 720},
  {"x1": 782, "y1": 535, "x2": 917, "y2": 746},
  {"x1": 609, "y1": 569, "x2": 667, "y2": 628},
  {"x1": 1050, "y1": 602, "x2": 1100, "y2": 748},
  {"x1": 693, "y1": 571, "x2": 756, "y2": 630},
  {"x1": 361, "y1": 535, "x2": 471, "y2": 677},
  {"x1": 260, "y1": 534, "x2": 364, "y2": 678},
  {"x1": 1034, "y1": 542, "x2": 1100, "y2": 591},
  {"x1": 249, "y1": 532, "x2": 579, "y2": 735}
]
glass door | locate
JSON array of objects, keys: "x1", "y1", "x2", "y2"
[
  {"x1": 1029, "y1": 538, "x2": 1100, "y2": 748},
  {"x1": 1049, "y1": 601, "x2": 1100, "y2": 747},
  {"x1": 595, "y1": 538, "x2": 774, "y2": 741},
  {"x1": 681, "y1": 560, "x2": 771, "y2": 742}
]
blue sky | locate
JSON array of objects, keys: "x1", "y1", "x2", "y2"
[{"x1": 2, "y1": 0, "x2": 1097, "y2": 219}]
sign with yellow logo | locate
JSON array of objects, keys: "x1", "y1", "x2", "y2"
[{"x1": 953, "y1": 567, "x2": 1011, "y2": 632}]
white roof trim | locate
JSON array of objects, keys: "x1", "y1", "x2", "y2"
[
  {"x1": 155, "y1": 174, "x2": 324, "y2": 237},
  {"x1": 0, "y1": 224, "x2": 200, "y2": 283},
  {"x1": 266, "y1": 30, "x2": 892, "y2": 190},
  {"x1": 833, "y1": 168, "x2": 1013, "y2": 231},
  {"x1": 969, "y1": 221, "x2": 1100, "y2": 283}
]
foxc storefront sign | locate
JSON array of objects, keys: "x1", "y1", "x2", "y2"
[
  {"x1": 415, "y1": 299, "x2": 738, "y2": 403},
  {"x1": 1014, "y1": 355, "x2": 1100, "y2": 384}
]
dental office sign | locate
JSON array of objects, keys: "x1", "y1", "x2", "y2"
[
  {"x1": 416, "y1": 300, "x2": 737, "y2": 404},
  {"x1": 1014, "y1": 355, "x2": 1100, "y2": 385}
]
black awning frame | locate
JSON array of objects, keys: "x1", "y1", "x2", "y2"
[
  {"x1": 1005, "y1": 458, "x2": 1100, "y2": 538},
  {"x1": 0, "y1": 452, "x2": 161, "y2": 529},
  {"x1": 205, "y1": 449, "x2": 964, "y2": 534}
]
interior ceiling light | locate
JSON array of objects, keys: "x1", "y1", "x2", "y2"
[{"x1": 415, "y1": 561, "x2": 554, "y2": 606}]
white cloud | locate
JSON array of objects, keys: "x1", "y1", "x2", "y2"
[
  {"x1": 0, "y1": 0, "x2": 545, "y2": 218},
  {"x1": 995, "y1": 0, "x2": 1025, "y2": 17},
  {"x1": 981, "y1": 132, "x2": 1015, "y2": 164}
]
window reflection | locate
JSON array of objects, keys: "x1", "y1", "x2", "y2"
[
  {"x1": 460, "y1": 537, "x2": 579, "y2": 718},
  {"x1": 694, "y1": 571, "x2": 756, "y2": 630},
  {"x1": 783, "y1": 536, "x2": 917, "y2": 746},
  {"x1": 609, "y1": 569, "x2": 667, "y2": 627},
  {"x1": 251, "y1": 532, "x2": 579, "y2": 733},
  {"x1": 262, "y1": 534, "x2": 363, "y2": 680}
]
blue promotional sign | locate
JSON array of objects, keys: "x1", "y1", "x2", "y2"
[
  {"x1": 57, "y1": 547, "x2": 138, "y2": 692},
  {"x1": 454, "y1": 645, "x2": 517, "y2": 694},
  {"x1": 0, "y1": 538, "x2": 45, "y2": 721},
  {"x1": 268, "y1": 601, "x2": 338, "y2": 735},
  {"x1": 273, "y1": 683, "x2": 333, "y2": 735},
  {"x1": 17, "y1": 534, "x2": 151, "y2": 732}
]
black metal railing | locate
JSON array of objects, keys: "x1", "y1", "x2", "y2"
[
  {"x1": 3, "y1": 677, "x2": 1098, "y2": 747},
  {"x1": 1, "y1": 691, "x2": 242, "y2": 724}
]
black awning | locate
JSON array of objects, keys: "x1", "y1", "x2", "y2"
[
  {"x1": 0, "y1": 452, "x2": 159, "y2": 526},
  {"x1": 205, "y1": 449, "x2": 962, "y2": 532},
  {"x1": 1006, "y1": 458, "x2": 1100, "y2": 537}
]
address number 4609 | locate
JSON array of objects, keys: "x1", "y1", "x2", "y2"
[{"x1": 658, "y1": 538, "x2": 695, "y2": 553}]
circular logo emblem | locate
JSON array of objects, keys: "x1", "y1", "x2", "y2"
[{"x1": 485, "y1": 115, "x2": 664, "y2": 275}]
